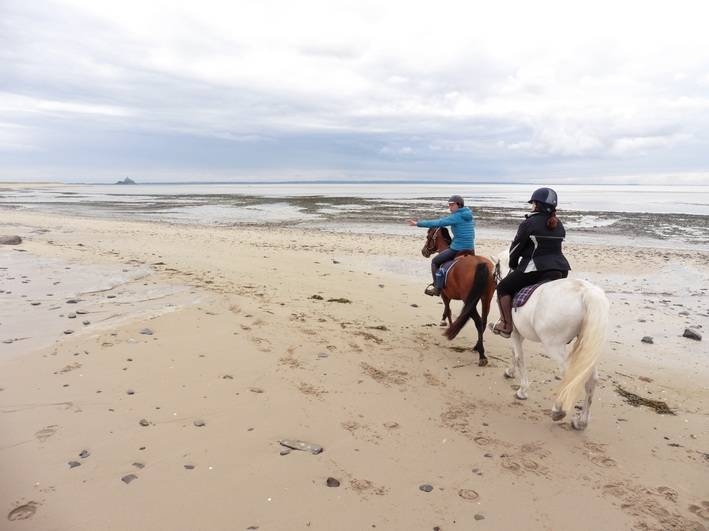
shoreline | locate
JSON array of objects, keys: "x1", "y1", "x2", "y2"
[{"x1": 1, "y1": 209, "x2": 708, "y2": 530}]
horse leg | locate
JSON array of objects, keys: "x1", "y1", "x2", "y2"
[
  {"x1": 440, "y1": 294, "x2": 452, "y2": 327},
  {"x1": 571, "y1": 367, "x2": 598, "y2": 430},
  {"x1": 510, "y1": 333, "x2": 529, "y2": 400},
  {"x1": 547, "y1": 342, "x2": 571, "y2": 421},
  {"x1": 470, "y1": 307, "x2": 487, "y2": 366}
]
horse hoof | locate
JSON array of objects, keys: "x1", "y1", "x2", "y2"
[
  {"x1": 504, "y1": 369, "x2": 514, "y2": 379},
  {"x1": 478, "y1": 358, "x2": 488, "y2": 367},
  {"x1": 515, "y1": 390, "x2": 527, "y2": 400},
  {"x1": 551, "y1": 410, "x2": 566, "y2": 421},
  {"x1": 571, "y1": 418, "x2": 587, "y2": 430},
  {"x1": 439, "y1": 321, "x2": 447, "y2": 327}
]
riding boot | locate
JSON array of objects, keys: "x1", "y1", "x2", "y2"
[
  {"x1": 425, "y1": 263, "x2": 441, "y2": 296},
  {"x1": 493, "y1": 294, "x2": 513, "y2": 337}
]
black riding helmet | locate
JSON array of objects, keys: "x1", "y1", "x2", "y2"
[
  {"x1": 528, "y1": 187, "x2": 558, "y2": 209},
  {"x1": 447, "y1": 194, "x2": 464, "y2": 207}
]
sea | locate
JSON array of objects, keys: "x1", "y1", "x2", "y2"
[{"x1": 2, "y1": 182, "x2": 708, "y2": 250}]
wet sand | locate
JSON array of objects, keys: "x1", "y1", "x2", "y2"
[{"x1": 1, "y1": 209, "x2": 708, "y2": 531}]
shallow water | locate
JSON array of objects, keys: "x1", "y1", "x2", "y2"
[{"x1": 2, "y1": 182, "x2": 708, "y2": 249}]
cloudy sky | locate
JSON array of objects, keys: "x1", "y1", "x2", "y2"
[{"x1": 2, "y1": 0, "x2": 709, "y2": 183}]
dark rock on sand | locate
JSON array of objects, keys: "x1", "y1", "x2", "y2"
[
  {"x1": 641, "y1": 336, "x2": 654, "y2": 344},
  {"x1": 419, "y1": 484, "x2": 433, "y2": 492},
  {"x1": 79, "y1": 449, "x2": 90, "y2": 459},
  {"x1": 121, "y1": 474, "x2": 138, "y2": 484},
  {"x1": 68, "y1": 460, "x2": 81, "y2": 468},
  {"x1": 140, "y1": 328, "x2": 154, "y2": 335},
  {"x1": 683, "y1": 328, "x2": 702, "y2": 341},
  {"x1": 0, "y1": 235, "x2": 22, "y2": 245},
  {"x1": 139, "y1": 419, "x2": 150, "y2": 427},
  {"x1": 326, "y1": 477, "x2": 340, "y2": 487},
  {"x1": 193, "y1": 419, "x2": 206, "y2": 427}
]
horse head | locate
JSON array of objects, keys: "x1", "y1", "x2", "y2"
[
  {"x1": 421, "y1": 227, "x2": 451, "y2": 257},
  {"x1": 492, "y1": 248, "x2": 511, "y2": 282},
  {"x1": 421, "y1": 228, "x2": 438, "y2": 257}
]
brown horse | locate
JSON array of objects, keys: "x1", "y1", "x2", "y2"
[{"x1": 421, "y1": 227, "x2": 497, "y2": 366}]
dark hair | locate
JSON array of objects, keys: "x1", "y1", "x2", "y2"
[
  {"x1": 546, "y1": 210, "x2": 559, "y2": 230},
  {"x1": 533, "y1": 201, "x2": 559, "y2": 229}
]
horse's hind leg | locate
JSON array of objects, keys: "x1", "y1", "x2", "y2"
[
  {"x1": 470, "y1": 308, "x2": 487, "y2": 366},
  {"x1": 571, "y1": 367, "x2": 598, "y2": 430},
  {"x1": 440, "y1": 295, "x2": 452, "y2": 327}
]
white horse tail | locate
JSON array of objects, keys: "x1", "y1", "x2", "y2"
[{"x1": 556, "y1": 282, "x2": 609, "y2": 413}]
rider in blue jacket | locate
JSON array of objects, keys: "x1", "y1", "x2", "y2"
[{"x1": 408, "y1": 195, "x2": 475, "y2": 296}]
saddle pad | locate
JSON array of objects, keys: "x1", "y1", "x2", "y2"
[
  {"x1": 436, "y1": 257, "x2": 465, "y2": 288},
  {"x1": 513, "y1": 283, "x2": 544, "y2": 308}
]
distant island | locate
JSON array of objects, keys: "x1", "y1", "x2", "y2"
[{"x1": 115, "y1": 177, "x2": 136, "y2": 185}]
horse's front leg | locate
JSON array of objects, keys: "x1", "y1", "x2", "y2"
[
  {"x1": 440, "y1": 294, "x2": 452, "y2": 327},
  {"x1": 511, "y1": 332, "x2": 529, "y2": 400},
  {"x1": 571, "y1": 367, "x2": 599, "y2": 430}
]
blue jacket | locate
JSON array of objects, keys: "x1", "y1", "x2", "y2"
[{"x1": 417, "y1": 206, "x2": 475, "y2": 251}]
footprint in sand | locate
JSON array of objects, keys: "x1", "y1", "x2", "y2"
[
  {"x1": 590, "y1": 455, "x2": 617, "y2": 468},
  {"x1": 657, "y1": 486, "x2": 678, "y2": 503},
  {"x1": 689, "y1": 501, "x2": 709, "y2": 521},
  {"x1": 7, "y1": 501, "x2": 39, "y2": 521},
  {"x1": 473, "y1": 436, "x2": 490, "y2": 446},
  {"x1": 458, "y1": 489, "x2": 479, "y2": 501},
  {"x1": 34, "y1": 425, "x2": 58, "y2": 443},
  {"x1": 500, "y1": 457, "x2": 523, "y2": 475}
]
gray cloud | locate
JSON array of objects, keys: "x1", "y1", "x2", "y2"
[{"x1": 2, "y1": 0, "x2": 709, "y2": 183}]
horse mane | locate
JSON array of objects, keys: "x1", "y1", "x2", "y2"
[{"x1": 440, "y1": 227, "x2": 452, "y2": 245}]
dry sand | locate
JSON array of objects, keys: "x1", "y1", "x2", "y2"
[{"x1": 1, "y1": 209, "x2": 708, "y2": 531}]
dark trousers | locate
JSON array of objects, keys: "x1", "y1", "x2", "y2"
[
  {"x1": 497, "y1": 269, "x2": 567, "y2": 297},
  {"x1": 430, "y1": 248, "x2": 459, "y2": 283}
]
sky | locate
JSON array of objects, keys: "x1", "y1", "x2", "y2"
[{"x1": 1, "y1": 0, "x2": 709, "y2": 184}]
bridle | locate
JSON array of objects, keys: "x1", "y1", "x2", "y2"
[
  {"x1": 493, "y1": 260, "x2": 502, "y2": 283},
  {"x1": 421, "y1": 228, "x2": 441, "y2": 258}
]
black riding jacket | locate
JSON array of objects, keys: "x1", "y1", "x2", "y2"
[{"x1": 509, "y1": 212, "x2": 571, "y2": 273}]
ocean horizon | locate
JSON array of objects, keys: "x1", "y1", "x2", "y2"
[{"x1": 2, "y1": 181, "x2": 708, "y2": 250}]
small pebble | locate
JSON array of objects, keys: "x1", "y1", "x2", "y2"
[
  {"x1": 132, "y1": 462, "x2": 145, "y2": 469},
  {"x1": 641, "y1": 336, "x2": 654, "y2": 344},
  {"x1": 184, "y1": 464, "x2": 195, "y2": 470},
  {"x1": 121, "y1": 474, "x2": 138, "y2": 484},
  {"x1": 419, "y1": 484, "x2": 433, "y2": 492},
  {"x1": 280, "y1": 449, "x2": 291, "y2": 456},
  {"x1": 68, "y1": 461, "x2": 81, "y2": 468},
  {"x1": 140, "y1": 328, "x2": 154, "y2": 335},
  {"x1": 193, "y1": 419, "x2": 206, "y2": 427},
  {"x1": 326, "y1": 477, "x2": 340, "y2": 487},
  {"x1": 79, "y1": 450, "x2": 90, "y2": 459},
  {"x1": 63, "y1": 330, "x2": 74, "y2": 335},
  {"x1": 474, "y1": 514, "x2": 485, "y2": 521},
  {"x1": 139, "y1": 419, "x2": 150, "y2": 427},
  {"x1": 126, "y1": 389, "x2": 135, "y2": 395}
]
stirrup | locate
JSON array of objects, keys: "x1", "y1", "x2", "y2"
[
  {"x1": 424, "y1": 284, "x2": 440, "y2": 296},
  {"x1": 489, "y1": 321, "x2": 511, "y2": 338}
]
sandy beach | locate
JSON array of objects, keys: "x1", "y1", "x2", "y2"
[{"x1": 1, "y1": 208, "x2": 708, "y2": 531}]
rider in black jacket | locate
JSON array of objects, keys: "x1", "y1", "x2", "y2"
[{"x1": 492, "y1": 187, "x2": 571, "y2": 338}]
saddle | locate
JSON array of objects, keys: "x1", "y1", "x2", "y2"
[
  {"x1": 434, "y1": 253, "x2": 473, "y2": 289},
  {"x1": 512, "y1": 282, "x2": 544, "y2": 308}
]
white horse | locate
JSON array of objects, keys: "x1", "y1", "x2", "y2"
[{"x1": 488, "y1": 250, "x2": 609, "y2": 430}]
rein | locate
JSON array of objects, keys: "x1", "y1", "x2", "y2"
[{"x1": 493, "y1": 261, "x2": 502, "y2": 283}]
